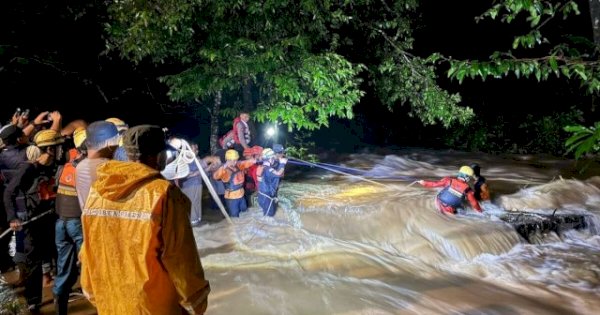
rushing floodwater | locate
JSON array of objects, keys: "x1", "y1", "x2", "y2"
[{"x1": 194, "y1": 149, "x2": 600, "y2": 315}]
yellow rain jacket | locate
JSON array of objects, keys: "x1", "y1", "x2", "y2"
[{"x1": 79, "y1": 160, "x2": 210, "y2": 314}]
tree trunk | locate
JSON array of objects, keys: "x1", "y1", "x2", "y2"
[
  {"x1": 242, "y1": 78, "x2": 253, "y2": 112},
  {"x1": 242, "y1": 78, "x2": 258, "y2": 145},
  {"x1": 590, "y1": 0, "x2": 600, "y2": 45},
  {"x1": 210, "y1": 91, "x2": 222, "y2": 154}
]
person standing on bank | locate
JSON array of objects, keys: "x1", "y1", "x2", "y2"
[
  {"x1": 53, "y1": 127, "x2": 87, "y2": 315},
  {"x1": 79, "y1": 125, "x2": 210, "y2": 314},
  {"x1": 219, "y1": 112, "x2": 251, "y2": 155},
  {"x1": 75, "y1": 121, "x2": 120, "y2": 209}
]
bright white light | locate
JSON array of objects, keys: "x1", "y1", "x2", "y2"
[{"x1": 266, "y1": 127, "x2": 276, "y2": 138}]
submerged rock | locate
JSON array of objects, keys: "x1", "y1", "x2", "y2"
[{"x1": 499, "y1": 210, "x2": 590, "y2": 243}]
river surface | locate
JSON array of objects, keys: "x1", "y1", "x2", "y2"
[{"x1": 195, "y1": 149, "x2": 600, "y2": 315}]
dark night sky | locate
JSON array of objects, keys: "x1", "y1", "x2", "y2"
[{"x1": 0, "y1": 1, "x2": 596, "y2": 153}]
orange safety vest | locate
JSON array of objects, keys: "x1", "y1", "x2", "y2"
[{"x1": 57, "y1": 149, "x2": 78, "y2": 196}]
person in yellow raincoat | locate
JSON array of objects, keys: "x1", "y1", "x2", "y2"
[{"x1": 79, "y1": 125, "x2": 210, "y2": 314}]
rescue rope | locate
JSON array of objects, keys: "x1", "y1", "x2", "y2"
[
  {"x1": 289, "y1": 157, "x2": 400, "y2": 190},
  {"x1": 176, "y1": 140, "x2": 234, "y2": 226},
  {"x1": 288, "y1": 158, "x2": 419, "y2": 190},
  {"x1": 0, "y1": 209, "x2": 54, "y2": 240},
  {"x1": 258, "y1": 191, "x2": 278, "y2": 216}
]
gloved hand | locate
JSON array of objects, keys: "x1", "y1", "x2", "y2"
[
  {"x1": 279, "y1": 157, "x2": 288, "y2": 164},
  {"x1": 417, "y1": 180, "x2": 425, "y2": 185}
]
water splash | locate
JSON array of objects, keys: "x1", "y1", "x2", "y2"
[{"x1": 196, "y1": 151, "x2": 600, "y2": 314}]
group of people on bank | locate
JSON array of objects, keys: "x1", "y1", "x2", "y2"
[{"x1": 0, "y1": 109, "x2": 289, "y2": 314}]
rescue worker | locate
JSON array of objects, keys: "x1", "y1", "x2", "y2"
[
  {"x1": 418, "y1": 166, "x2": 482, "y2": 215},
  {"x1": 272, "y1": 144, "x2": 285, "y2": 158},
  {"x1": 219, "y1": 112, "x2": 251, "y2": 153},
  {"x1": 4, "y1": 129, "x2": 64, "y2": 312},
  {"x1": 470, "y1": 163, "x2": 491, "y2": 202},
  {"x1": 53, "y1": 127, "x2": 87, "y2": 315},
  {"x1": 79, "y1": 125, "x2": 210, "y2": 314},
  {"x1": 243, "y1": 145, "x2": 262, "y2": 208},
  {"x1": 212, "y1": 149, "x2": 255, "y2": 217},
  {"x1": 271, "y1": 143, "x2": 287, "y2": 178},
  {"x1": 75, "y1": 121, "x2": 119, "y2": 209},
  {"x1": 257, "y1": 148, "x2": 287, "y2": 217}
]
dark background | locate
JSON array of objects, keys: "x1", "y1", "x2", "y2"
[{"x1": 0, "y1": 1, "x2": 596, "y2": 154}]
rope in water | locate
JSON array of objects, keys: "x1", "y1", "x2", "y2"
[
  {"x1": 288, "y1": 158, "x2": 418, "y2": 186},
  {"x1": 289, "y1": 157, "x2": 417, "y2": 190}
]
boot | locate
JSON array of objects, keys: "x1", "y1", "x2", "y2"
[{"x1": 54, "y1": 294, "x2": 69, "y2": 315}]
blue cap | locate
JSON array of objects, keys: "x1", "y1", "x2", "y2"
[
  {"x1": 86, "y1": 121, "x2": 119, "y2": 150},
  {"x1": 272, "y1": 143, "x2": 284, "y2": 153}
]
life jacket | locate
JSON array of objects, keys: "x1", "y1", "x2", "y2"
[
  {"x1": 244, "y1": 164, "x2": 258, "y2": 192},
  {"x1": 437, "y1": 178, "x2": 471, "y2": 207},
  {"x1": 219, "y1": 117, "x2": 250, "y2": 149},
  {"x1": 57, "y1": 149, "x2": 78, "y2": 197},
  {"x1": 224, "y1": 167, "x2": 245, "y2": 192},
  {"x1": 56, "y1": 149, "x2": 84, "y2": 217}
]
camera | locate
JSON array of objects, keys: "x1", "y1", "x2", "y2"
[{"x1": 14, "y1": 108, "x2": 30, "y2": 118}]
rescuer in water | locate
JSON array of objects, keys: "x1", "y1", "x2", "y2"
[{"x1": 418, "y1": 166, "x2": 482, "y2": 215}]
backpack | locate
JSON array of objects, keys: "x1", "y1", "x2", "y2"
[{"x1": 25, "y1": 168, "x2": 57, "y2": 211}]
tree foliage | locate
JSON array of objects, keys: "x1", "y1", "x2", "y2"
[
  {"x1": 565, "y1": 122, "x2": 600, "y2": 158},
  {"x1": 105, "y1": 0, "x2": 475, "y2": 131},
  {"x1": 445, "y1": 0, "x2": 599, "y2": 156},
  {"x1": 448, "y1": 0, "x2": 598, "y2": 93}
]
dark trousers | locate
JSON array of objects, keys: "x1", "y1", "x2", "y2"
[
  {"x1": 14, "y1": 212, "x2": 47, "y2": 306},
  {"x1": 226, "y1": 197, "x2": 247, "y2": 217},
  {"x1": 258, "y1": 193, "x2": 278, "y2": 217}
]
